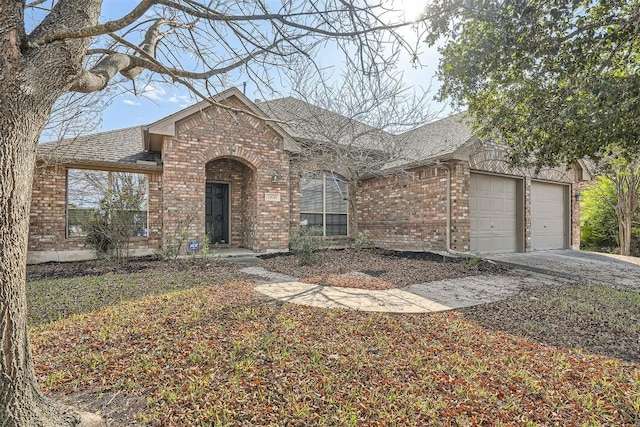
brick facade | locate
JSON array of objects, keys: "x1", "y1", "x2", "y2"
[
  {"x1": 358, "y1": 138, "x2": 583, "y2": 253},
  {"x1": 28, "y1": 98, "x2": 588, "y2": 262},
  {"x1": 162, "y1": 97, "x2": 290, "y2": 252},
  {"x1": 358, "y1": 161, "x2": 468, "y2": 252}
]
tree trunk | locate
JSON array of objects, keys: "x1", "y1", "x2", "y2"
[
  {"x1": 349, "y1": 180, "x2": 359, "y2": 239},
  {"x1": 0, "y1": 103, "x2": 104, "y2": 427},
  {"x1": 614, "y1": 174, "x2": 639, "y2": 257},
  {"x1": 1, "y1": 3, "x2": 103, "y2": 423}
]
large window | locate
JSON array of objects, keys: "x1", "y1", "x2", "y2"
[
  {"x1": 66, "y1": 169, "x2": 148, "y2": 238},
  {"x1": 300, "y1": 172, "x2": 348, "y2": 236}
]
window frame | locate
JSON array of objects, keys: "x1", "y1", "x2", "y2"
[
  {"x1": 65, "y1": 168, "x2": 149, "y2": 239},
  {"x1": 300, "y1": 171, "x2": 349, "y2": 237}
]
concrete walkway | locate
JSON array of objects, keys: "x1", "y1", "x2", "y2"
[
  {"x1": 256, "y1": 281, "x2": 451, "y2": 313},
  {"x1": 243, "y1": 249, "x2": 640, "y2": 313},
  {"x1": 245, "y1": 266, "x2": 560, "y2": 314}
]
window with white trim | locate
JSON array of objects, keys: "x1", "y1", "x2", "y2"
[
  {"x1": 300, "y1": 172, "x2": 348, "y2": 236},
  {"x1": 66, "y1": 169, "x2": 148, "y2": 238}
]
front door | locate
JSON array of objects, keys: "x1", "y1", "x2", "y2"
[{"x1": 205, "y1": 182, "x2": 229, "y2": 244}]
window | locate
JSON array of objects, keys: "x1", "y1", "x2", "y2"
[
  {"x1": 300, "y1": 172, "x2": 348, "y2": 236},
  {"x1": 66, "y1": 169, "x2": 148, "y2": 238}
]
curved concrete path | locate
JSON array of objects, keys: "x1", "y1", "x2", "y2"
[
  {"x1": 244, "y1": 250, "x2": 639, "y2": 313},
  {"x1": 244, "y1": 266, "x2": 559, "y2": 313},
  {"x1": 255, "y1": 281, "x2": 450, "y2": 313}
]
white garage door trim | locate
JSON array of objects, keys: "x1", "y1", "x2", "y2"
[
  {"x1": 530, "y1": 181, "x2": 569, "y2": 251},
  {"x1": 470, "y1": 173, "x2": 521, "y2": 254}
]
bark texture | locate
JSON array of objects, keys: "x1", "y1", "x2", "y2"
[{"x1": 0, "y1": 1, "x2": 104, "y2": 424}]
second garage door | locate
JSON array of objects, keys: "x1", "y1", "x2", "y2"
[
  {"x1": 470, "y1": 173, "x2": 518, "y2": 253},
  {"x1": 531, "y1": 181, "x2": 568, "y2": 250}
]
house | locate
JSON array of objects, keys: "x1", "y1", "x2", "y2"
[{"x1": 28, "y1": 87, "x2": 591, "y2": 263}]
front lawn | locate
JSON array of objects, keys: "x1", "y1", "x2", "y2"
[{"x1": 27, "y1": 255, "x2": 640, "y2": 426}]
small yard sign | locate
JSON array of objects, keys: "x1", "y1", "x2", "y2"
[{"x1": 188, "y1": 239, "x2": 200, "y2": 252}]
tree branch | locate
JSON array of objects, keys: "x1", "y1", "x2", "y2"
[{"x1": 28, "y1": 0, "x2": 412, "y2": 47}]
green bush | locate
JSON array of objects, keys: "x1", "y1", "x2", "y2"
[
  {"x1": 580, "y1": 176, "x2": 640, "y2": 254},
  {"x1": 353, "y1": 230, "x2": 371, "y2": 252},
  {"x1": 289, "y1": 225, "x2": 324, "y2": 265},
  {"x1": 157, "y1": 213, "x2": 195, "y2": 260}
]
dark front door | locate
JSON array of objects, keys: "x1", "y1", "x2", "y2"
[{"x1": 205, "y1": 182, "x2": 229, "y2": 244}]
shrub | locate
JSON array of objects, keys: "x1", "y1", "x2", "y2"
[
  {"x1": 353, "y1": 230, "x2": 371, "y2": 252},
  {"x1": 158, "y1": 213, "x2": 195, "y2": 260},
  {"x1": 581, "y1": 177, "x2": 623, "y2": 252},
  {"x1": 289, "y1": 225, "x2": 324, "y2": 265}
]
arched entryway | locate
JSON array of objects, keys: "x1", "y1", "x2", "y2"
[{"x1": 205, "y1": 157, "x2": 257, "y2": 248}]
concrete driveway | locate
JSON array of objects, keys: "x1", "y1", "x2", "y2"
[{"x1": 486, "y1": 250, "x2": 640, "y2": 290}]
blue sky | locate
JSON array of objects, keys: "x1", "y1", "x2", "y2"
[{"x1": 94, "y1": 1, "x2": 448, "y2": 132}]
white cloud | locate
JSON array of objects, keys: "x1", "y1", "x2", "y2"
[
  {"x1": 122, "y1": 99, "x2": 141, "y2": 106},
  {"x1": 141, "y1": 84, "x2": 167, "y2": 101},
  {"x1": 169, "y1": 94, "x2": 191, "y2": 103},
  {"x1": 169, "y1": 93, "x2": 195, "y2": 109}
]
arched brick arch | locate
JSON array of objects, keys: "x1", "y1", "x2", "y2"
[{"x1": 200, "y1": 146, "x2": 261, "y2": 171}]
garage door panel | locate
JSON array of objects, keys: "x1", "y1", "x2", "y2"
[
  {"x1": 470, "y1": 173, "x2": 518, "y2": 254},
  {"x1": 478, "y1": 198, "x2": 492, "y2": 212},
  {"x1": 531, "y1": 182, "x2": 567, "y2": 250}
]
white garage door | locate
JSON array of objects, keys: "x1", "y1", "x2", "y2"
[
  {"x1": 531, "y1": 181, "x2": 567, "y2": 250},
  {"x1": 470, "y1": 173, "x2": 518, "y2": 253}
]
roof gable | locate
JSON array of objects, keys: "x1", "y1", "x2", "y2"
[{"x1": 145, "y1": 87, "x2": 299, "y2": 152}]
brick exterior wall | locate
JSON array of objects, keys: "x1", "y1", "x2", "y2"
[
  {"x1": 28, "y1": 111, "x2": 588, "y2": 261},
  {"x1": 449, "y1": 161, "x2": 471, "y2": 252},
  {"x1": 28, "y1": 165, "x2": 163, "y2": 257},
  {"x1": 358, "y1": 164, "x2": 450, "y2": 251},
  {"x1": 357, "y1": 137, "x2": 584, "y2": 254},
  {"x1": 29, "y1": 165, "x2": 68, "y2": 251},
  {"x1": 163, "y1": 96, "x2": 290, "y2": 252}
]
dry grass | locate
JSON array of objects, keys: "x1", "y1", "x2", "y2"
[{"x1": 27, "y1": 252, "x2": 640, "y2": 425}]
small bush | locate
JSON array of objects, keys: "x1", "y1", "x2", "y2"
[
  {"x1": 158, "y1": 213, "x2": 195, "y2": 260},
  {"x1": 353, "y1": 230, "x2": 371, "y2": 252},
  {"x1": 289, "y1": 225, "x2": 324, "y2": 265}
]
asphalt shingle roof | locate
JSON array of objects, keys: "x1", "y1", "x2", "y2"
[
  {"x1": 257, "y1": 97, "x2": 392, "y2": 148},
  {"x1": 398, "y1": 112, "x2": 474, "y2": 162},
  {"x1": 38, "y1": 95, "x2": 474, "y2": 169},
  {"x1": 38, "y1": 126, "x2": 161, "y2": 165}
]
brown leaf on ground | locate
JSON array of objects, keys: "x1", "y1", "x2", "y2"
[{"x1": 260, "y1": 248, "x2": 506, "y2": 288}]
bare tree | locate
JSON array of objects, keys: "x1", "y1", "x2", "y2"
[
  {"x1": 0, "y1": 1, "x2": 425, "y2": 425},
  {"x1": 261, "y1": 67, "x2": 436, "y2": 238}
]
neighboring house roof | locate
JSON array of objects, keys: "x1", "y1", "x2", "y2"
[{"x1": 38, "y1": 126, "x2": 161, "y2": 170}]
